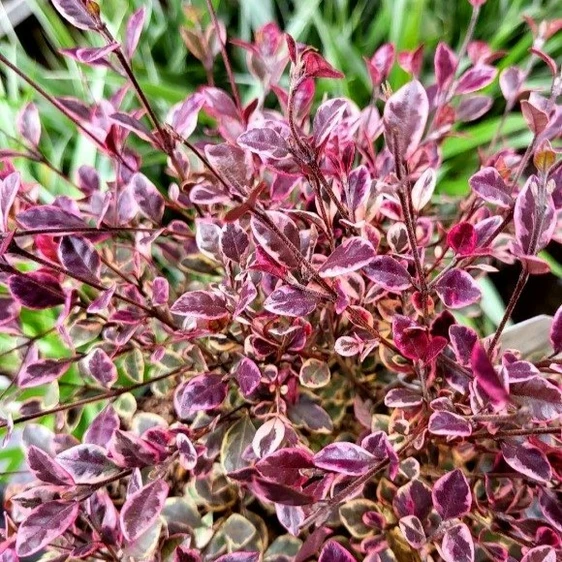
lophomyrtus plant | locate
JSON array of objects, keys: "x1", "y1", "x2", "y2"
[{"x1": 0, "y1": 0, "x2": 562, "y2": 560}]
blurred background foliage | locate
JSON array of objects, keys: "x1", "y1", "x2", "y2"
[{"x1": 0, "y1": 0, "x2": 562, "y2": 473}]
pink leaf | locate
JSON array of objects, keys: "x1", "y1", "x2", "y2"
[
  {"x1": 313, "y1": 98, "x2": 348, "y2": 147},
  {"x1": 521, "y1": 547, "x2": 556, "y2": 562},
  {"x1": 432, "y1": 469, "x2": 471, "y2": 520},
  {"x1": 177, "y1": 434, "x2": 198, "y2": 470},
  {"x1": 264, "y1": 286, "x2": 320, "y2": 317},
  {"x1": 399, "y1": 515, "x2": 426, "y2": 548},
  {"x1": 253, "y1": 418, "x2": 286, "y2": 458},
  {"x1": 455, "y1": 65, "x2": 497, "y2": 94},
  {"x1": 84, "y1": 405, "x2": 120, "y2": 446},
  {"x1": 411, "y1": 168, "x2": 436, "y2": 211},
  {"x1": 510, "y1": 376, "x2": 562, "y2": 422},
  {"x1": 120, "y1": 479, "x2": 169, "y2": 542},
  {"x1": 435, "y1": 43, "x2": 457, "y2": 91},
  {"x1": 130, "y1": 174, "x2": 165, "y2": 223},
  {"x1": 58, "y1": 235, "x2": 101, "y2": 282},
  {"x1": 174, "y1": 373, "x2": 227, "y2": 418},
  {"x1": 251, "y1": 212, "x2": 300, "y2": 269},
  {"x1": 499, "y1": 66, "x2": 525, "y2": 102},
  {"x1": 17, "y1": 205, "x2": 86, "y2": 229},
  {"x1": 449, "y1": 325, "x2": 478, "y2": 366},
  {"x1": 501, "y1": 440, "x2": 552, "y2": 483},
  {"x1": 17, "y1": 103, "x2": 41, "y2": 146},
  {"x1": 19, "y1": 358, "x2": 73, "y2": 388},
  {"x1": 383, "y1": 80, "x2": 428, "y2": 160},
  {"x1": 221, "y1": 222, "x2": 249, "y2": 263},
  {"x1": 51, "y1": 0, "x2": 99, "y2": 30},
  {"x1": 318, "y1": 237, "x2": 375, "y2": 278},
  {"x1": 235, "y1": 357, "x2": 262, "y2": 397},
  {"x1": 468, "y1": 167, "x2": 512, "y2": 208},
  {"x1": 551, "y1": 305, "x2": 562, "y2": 353},
  {"x1": 56, "y1": 444, "x2": 120, "y2": 484},
  {"x1": 442, "y1": 523, "x2": 474, "y2": 562},
  {"x1": 0, "y1": 172, "x2": 20, "y2": 231},
  {"x1": 428, "y1": 411, "x2": 472, "y2": 437},
  {"x1": 168, "y1": 93, "x2": 205, "y2": 138},
  {"x1": 15, "y1": 500, "x2": 80, "y2": 557},
  {"x1": 171, "y1": 290, "x2": 229, "y2": 319},
  {"x1": 435, "y1": 269, "x2": 481, "y2": 308},
  {"x1": 314, "y1": 442, "x2": 374, "y2": 476},
  {"x1": 319, "y1": 541, "x2": 355, "y2": 562},
  {"x1": 238, "y1": 128, "x2": 290, "y2": 159},
  {"x1": 456, "y1": 95, "x2": 493, "y2": 122},
  {"x1": 124, "y1": 7, "x2": 146, "y2": 60},
  {"x1": 346, "y1": 165, "x2": 371, "y2": 213},
  {"x1": 521, "y1": 99, "x2": 549, "y2": 134}
]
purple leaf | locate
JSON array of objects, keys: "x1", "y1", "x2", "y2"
[
  {"x1": 383, "y1": 80, "x2": 428, "y2": 160},
  {"x1": 215, "y1": 553, "x2": 260, "y2": 562},
  {"x1": 111, "y1": 430, "x2": 163, "y2": 468},
  {"x1": 468, "y1": 167, "x2": 512, "y2": 208},
  {"x1": 109, "y1": 112, "x2": 154, "y2": 141},
  {"x1": 0, "y1": 172, "x2": 20, "y2": 231},
  {"x1": 499, "y1": 66, "x2": 525, "y2": 102},
  {"x1": 471, "y1": 343, "x2": 509, "y2": 409},
  {"x1": 177, "y1": 434, "x2": 198, "y2": 470},
  {"x1": 256, "y1": 447, "x2": 314, "y2": 481},
  {"x1": 442, "y1": 523, "x2": 474, "y2": 562},
  {"x1": 152, "y1": 277, "x2": 169, "y2": 305},
  {"x1": 15, "y1": 500, "x2": 80, "y2": 557},
  {"x1": 510, "y1": 376, "x2": 562, "y2": 422},
  {"x1": 51, "y1": 0, "x2": 99, "y2": 30},
  {"x1": 447, "y1": 222, "x2": 477, "y2": 256},
  {"x1": 251, "y1": 212, "x2": 300, "y2": 269},
  {"x1": 56, "y1": 444, "x2": 120, "y2": 484},
  {"x1": 399, "y1": 515, "x2": 426, "y2": 548},
  {"x1": 314, "y1": 442, "x2": 374, "y2": 476},
  {"x1": 17, "y1": 103, "x2": 41, "y2": 146},
  {"x1": 521, "y1": 100, "x2": 549, "y2": 134},
  {"x1": 550, "y1": 305, "x2": 562, "y2": 353},
  {"x1": 346, "y1": 165, "x2": 371, "y2": 214},
  {"x1": 539, "y1": 489, "x2": 562, "y2": 534},
  {"x1": 17, "y1": 205, "x2": 86, "y2": 229},
  {"x1": 174, "y1": 373, "x2": 227, "y2": 418},
  {"x1": 432, "y1": 469, "x2": 471, "y2": 520},
  {"x1": 58, "y1": 235, "x2": 101, "y2": 282},
  {"x1": 276, "y1": 503, "x2": 304, "y2": 536},
  {"x1": 394, "y1": 479, "x2": 433, "y2": 520},
  {"x1": 411, "y1": 168, "x2": 436, "y2": 211},
  {"x1": 61, "y1": 43, "x2": 119, "y2": 64},
  {"x1": 253, "y1": 418, "x2": 285, "y2": 457},
  {"x1": 521, "y1": 547, "x2": 556, "y2": 562},
  {"x1": 428, "y1": 411, "x2": 472, "y2": 437},
  {"x1": 364, "y1": 255, "x2": 412, "y2": 291},
  {"x1": 221, "y1": 222, "x2": 249, "y2": 263},
  {"x1": 318, "y1": 541, "x2": 355, "y2": 562},
  {"x1": 19, "y1": 358, "x2": 73, "y2": 388},
  {"x1": 435, "y1": 42, "x2": 457, "y2": 90},
  {"x1": 456, "y1": 95, "x2": 493, "y2": 122},
  {"x1": 170, "y1": 290, "x2": 229, "y2": 319},
  {"x1": 237, "y1": 128, "x2": 290, "y2": 159},
  {"x1": 318, "y1": 237, "x2": 375, "y2": 278},
  {"x1": 26, "y1": 445, "x2": 74, "y2": 486},
  {"x1": 455, "y1": 65, "x2": 497, "y2": 94},
  {"x1": 130, "y1": 174, "x2": 164, "y2": 223},
  {"x1": 435, "y1": 269, "x2": 481, "y2": 309},
  {"x1": 235, "y1": 357, "x2": 262, "y2": 397},
  {"x1": 392, "y1": 315, "x2": 431, "y2": 362},
  {"x1": 313, "y1": 98, "x2": 348, "y2": 146},
  {"x1": 449, "y1": 325, "x2": 478, "y2": 366},
  {"x1": 120, "y1": 479, "x2": 169, "y2": 542},
  {"x1": 501, "y1": 440, "x2": 552, "y2": 483},
  {"x1": 264, "y1": 286, "x2": 320, "y2": 317},
  {"x1": 384, "y1": 388, "x2": 423, "y2": 408},
  {"x1": 205, "y1": 143, "x2": 250, "y2": 192},
  {"x1": 84, "y1": 405, "x2": 120, "y2": 446},
  {"x1": 9, "y1": 271, "x2": 65, "y2": 309},
  {"x1": 124, "y1": 7, "x2": 146, "y2": 60}
]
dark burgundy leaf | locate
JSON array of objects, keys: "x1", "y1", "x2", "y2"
[
  {"x1": 432, "y1": 469, "x2": 471, "y2": 520},
  {"x1": 539, "y1": 489, "x2": 562, "y2": 533},
  {"x1": 447, "y1": 222, "x2": 477, "y2": 256},
  {"x1": 318, "y1": 237, "x2": 375, "y2": 278},
  {"x1": 551, "y1": 305, "x2": 562, "y2": 354},
  {"x1": 256, "y1": 447, "x2": 314, "y2": 481},
  {"x1": 174, "y1": 373, "x2": 227, "y2": 418},
  {"x1": 251, "y1": 477, "x2": 314, "y2": 506},
  {"x1": 383, "y1": 80, "x2": 428, "y2": 160},
  {"x1": 435, "y1": 42, "x2": 457, "y2": 90},
  {"x1": 471, "y1": 343, "x2": 509, "y2": 409},
  {"x1": 435, "y1": 269, "x2": 481, "y2": 309},
  {"x1": 15, "y1": 500, "x2": 80, "y2": 557},
  {"x1": 9, "y1": 271, "x2": 65, "y2": 309},
  {"x1": 120, "y1": 479, "x2": 168, "y2": 542}
]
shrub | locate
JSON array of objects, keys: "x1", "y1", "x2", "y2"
[{"x1": 0, "y1": 0, "x2": 562, "y2": 560}]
